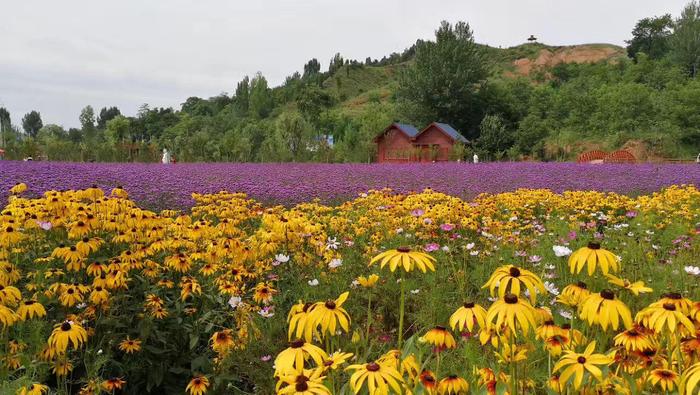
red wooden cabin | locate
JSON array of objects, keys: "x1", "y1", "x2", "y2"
[{"x1": 375, "y1": 122, "x2": 468, "y2": 163}]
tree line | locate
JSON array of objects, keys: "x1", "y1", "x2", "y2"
[{"x1": 1, "y1": 1, "x2": 699, "y2": 162}]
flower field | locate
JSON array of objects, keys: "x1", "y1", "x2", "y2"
[
  {"x1": 1, "y1": 181, "x2": 700, "y2": 394},
  {"x1": 2, "y1": 161, "x2": 700, "y2": 209}
]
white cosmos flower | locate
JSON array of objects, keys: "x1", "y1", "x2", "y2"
[
  {"x1": 274, "y1": 254, "x2": 290, "y2": 263},
  {"x1": 470, "y1": 250, "x2": 479, "y2": 256},
  {"x1": 410, "y1": 289, "x2": 420, "y2": 294},
  {"x1": 228, "y1": 296, "x2": 242, "y2": 309},
  {"x1": 308, "y1": 279, "x2": 319, "y2": 286},
  {"x1": 559, "y1": 310, "x2": 573, "y2": 320},
  {"x1": 328, "y1": 258, "x2": 343, "y2": 269},
  {"x1": 466, "y1": 242, "x2": 475, "y2": 250},
  {"x1": 544, "y1": 281, "x2": 560, "y2": 296},
  {"x1": 326, "y1": 237, "x2": 340, "y2": 250},
  {"x1": 552, "y1": 245, "x2": 572, "y2": 257},
  {"x1": 684, "y1": 266, "x2": 700, "y2": 275}
]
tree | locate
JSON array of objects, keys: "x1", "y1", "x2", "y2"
[
  {"x1": 397, "y1": 21, "x2": 487, "y2": 139},
  {"x1": 0, "y1": 107, "x2": 10, "y2": 147},
  {"x1": 233, "y1": 76, "x2": 250, "y2": 114},
  {"x1": 249, "y1": 73, "x2": 273, "y2": 118},
  {"x1": 97, "y1": 107, "x2": 121, "y2": 129},
  {"x1": 475, "y1": 114, "x2": 514, "y2": 157},
  {"x1": 303, "y1": 59, "x2": 321, "y2": 79},
  {"x1": 276, "y1": 112, "x2": 312, "y2": 161},
  {"x1": 626, "y1": 14, "x2": 673, "y2": 60},
  {"x1": 22, "y1": 111, "x2": 43, "y2": 138},
  {"x1": 328, "y1": 53, "x2": 345, "y2": 74},
  {"x1": 79, "y1": 105, "x2": 96, "y2": 135},
  {"x1": 670, "y1": 1, "x2": 700, "y2": 77},
  {"x1": 296, "y1": 86, "x2": 335, "y2": 126}
]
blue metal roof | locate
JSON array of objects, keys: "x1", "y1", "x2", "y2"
[
  {"x1": 434, "y1": 122, "x2": 468, "y2": 143},
  {"x1": 393, "y1": 123, "x2": 420, "y2": 138}
]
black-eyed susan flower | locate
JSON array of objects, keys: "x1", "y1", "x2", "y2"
[
  {"x1": 652, "y1": 292, "x2": 694, "y2": 315},
  {"x1": 274, "y1": 339, "x2": 327, "y2": 375},
  {"x1": 681, "y1": 362, "x2": 700, "y2": 395},
  {"x1": 186, "y1": 375, "x2": 209, "y2": 395},
  {"x1": 558, "y1": 281, "x2": 591, "y2": 307},
  {"x1": 89, "y1": 286, "x2": 109, "y2": 305},
  {"x1": 636, "y1": 302, "x2": 695, "y2": 335},
  {"x1": 449, "y1": 302, "x2": 487, "y2": 332},
  {"x1": 118, "y1": 336, "x2": 141, "y2": 354},
  {"x1": 48, "y1": 320, "x2": 88, "y2": 353},
  {"x1": 16, "y1": 300, "x2": 47, "y2": 320},
  {"x1": 544, "y1": 334, "x2": 570, "y2": 357},
  {"x1": 419, "y1": 369, "x2": 437, "y2": 391},
  {"x1": 16, "y1": 383, "x2": 49, "y2": 395},
  {"x1": 495, "y1": 342, "x2": 528, "y2": 364},
  {"x1": 277, "y1": 369, "x2": 330, "y2": 395},
  {"x1": 101, "y1": 377, "x2": 126, "y2": 391},
  {"x1": 0, "y1": 284, "x2": 21, "y2": 305},
  {"x1": 553, "y1": 341, "x2": 612, "y2": 389},
  {"x1": 0, "y1": 305, "x2": 17, "y2": 327},
  {"x1": 535, "y1": 320, "x2": 562, "y2": 341},
  {"x1": 210, "y1": 329, "x2": 235, "y2": 354},
  {"x1": 485, "y1": 293, "x2": 537, "y2": 335},
  {"x1": 370, "y1": 247, "x2": 436, "y2": 273},
  {"x1": 647, "y1": 368, "x2": 678, "y2": 392},
  {"x1": 606, "y1": 274, "x2": 652, "y2": 296},
  {"x1": 356, "y1": 274, "x2": 379, "y2": 288},
  {"x1": 322, "y1": 351, "x2": 353, "y2": 370},
  {"x1": 482, "y1": 265, "x2": 545, "y2": 303},
  {"x1": 346, "y1": 361, "x2": 404, "y2": 394},
  {"x1": 288, "y1": 302, "x2": 315, "y2": 342},
  {"x1": 253, "y1": 282, "x2": 277, "y2": 304},
  {"x1": 421, "y1": 326, "x2": 457, "y2": 351},
  {"x1": 437, "y1": 375, "x2": 469, "y2": 394},
  {"x1": 52, "y1": 358, "x2": 73, "y2": 377},
  {"x1": 613, "y1": 326, "x2": 654, "y2": 352},
  {"x1": 307, "y1": 292, "x2": 351, "y2": 338},
  {"x1": 579, "y1": 289, "x2": 632, "y2": 331},
  {"x1": 568, "y1": 242, "x2": 619, "y2": 276}
]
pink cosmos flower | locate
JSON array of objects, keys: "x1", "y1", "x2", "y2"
[
  {"x1": 440, "y1": 223, "x2": 455, "y2": 231},
  {"x1": 424, "y1": 243, "x2": 440, "y2": 252}
]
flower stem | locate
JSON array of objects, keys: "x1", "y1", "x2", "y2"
[
  {"x1": 398, "y1": 278, "x2": 405, "y2": 350},
  {"x1": 365, "y1": 293, "x2": 372, "y2": 350}
]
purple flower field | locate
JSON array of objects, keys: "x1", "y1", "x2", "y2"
[{"x1": 1, "y1": 161, "x2": 699, "y2": 209}]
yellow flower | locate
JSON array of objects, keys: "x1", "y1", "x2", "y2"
[
  {"x1": 421, "y1": 326, "x2": 457, "y2": 350},
  {"x1": 16, "y1": 300, "x2": 47, "y2": 321},
  {"x1": 322, "y1": 351, "x2": 354, "y2": 370},
  {"x1": 274, "y1": 339, "x2": 328, "y2": 375},
  {"x1": 0, "y1": 284, "x2": 21, "y2": 305},
  {"x1": 210, "y1": 329, "x2": 235, "y2": 354},
  {"x1": 47, "y1": 320, "x2": 88, "y2": 353},
  {"x1": 370, "y1": 247, "x2": 436, "y2": 273},
  {"x1": 449, "y1": 302, "x2": 487, "y2": 332},
  {"x1": 118, "y1": 336, "x2": 142, "y2": 354},
  {"x1": 647, "y1": 368, "x2": 678, "y2": 392},
  {"x1": 10, "y1": 182, "x2": 27, "y2": 194},
  {"x1": 356, "y1": 274, "x2": 379, "y2": 288},
  {"x1": 16, "y1": 383, "x2": 49, "y2": 395},
  {"x1": 568, "y1": 243, "x2": 619, "y2": 276},
  {"x1": 553, "y1": 341, "x2": 612, "y2": 389},
  {"x1": 557, "y1": 282, "x2": 591, "y2": 307},
  {"x1": 495, "y1": 342, "x2": 528, "y2": 364},
  {"x1": 482, "y1": 265, "x2": 545, "y2": 304},
  {"x1": 186, "y1": 375, "x2": 209, "y2": 395},
  {"x1": 0, "y1": 305, "x2": 17, "y2": 328},
  {"x1": 485, "y1": 293, "x2": 537, "y2": 336},
  {"x1": 307, "y1": 292, "x2": 351, "y2": 338},
  {"x1": 636, "y1": 302, "x2": 694, "y2": 335},
  {"x1": 277, "y1": 369, "x2": 330, "y2": 395},
  {"x1": 101, "y1": 377, "x2": 126, "y2": 392},
  {"x1": 346, "y1": 361, "x2": 404, "y2": 394},
  {"x1": 605, "y1": 274, "x2": 653, "y2": 296},
  {"x1": 579, "y1": 289, "x2": 632, "y2": 331},
  {"x1": 253, "y1": 282, "x2": 277, "y2": 304},
  {"x1": 681, "y1": 362, "x2": 700, "y2": 395},
  {"x1": 613, "y1": 327, "x2": 653, "y2": 352},
  {"x1": 437, "y1": 375, "x2": 469, "y2": 394}
]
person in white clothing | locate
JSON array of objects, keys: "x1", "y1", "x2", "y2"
[
  {"x1": 473, "y1": 153, "x2": 479, "y2": 164},
  {"x1": 162, "y1": 148, "x2": 171, "y2": 164}
]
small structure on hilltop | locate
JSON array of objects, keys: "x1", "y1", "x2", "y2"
[
  {"x1": 527, "y1": 35, "x2": 538, "y2": 43},
  {"x1": 374, "y1": 122, "x2": 468, "y2": 163}
]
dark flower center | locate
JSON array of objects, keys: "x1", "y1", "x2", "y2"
[
  {"x1": 396, "y1": 246, "x2": 411, "y2": 253},
  {"x1": 664, "y1": 292, "x2": 682, "y2": 300},
  {"x1": 25, "y1": 300, "x2": 35, "y2": 305},
  {"x1": 662, "y1": 303, "x2": 676, "y2": 311},
  {"x1": 544, "y1": 320, "x2": 554, "y2": 326},
  {"x1": 295, "y1": 382, "x2": 309, "y2": 391},
  {"x1": 627, "y1": 330, "x2": 639, "y2": 337},
  {"x1": 193, "y1": 379, "x2": 201, "y2": 385},
  {"x1": 448, "y1": 374, "x2": 458, "y2": 379},
  {"x1": 290, "y1": 339, "x2": 305, "y2": 348},
  {"x1": 463, "y1": 302, "x2": 475, "y2": 308},
  {"x1": 577, "y1": 356, "x2": 587, "y2": 364},
  {"x1": 67, "y1": 288, "x2": 74, "y2": 294},
  {"x1": 561, "y1": 323, "x2": 571, "y2": 330},
  {"x1": 325, "y1": 300, "x2": 336, "y2": 309},
  {"x1": 600, "y1": 289, "x2": 615, "y2": 300},
  {"x1": 509, "y1": 267, "x2": 521, "y2": 277},
  {"x1": 659, "y1": 370, "x2": 674, "y2": 378},
  {"x1": 5, "y1": 226, "x2": 13, "y2": 233},
  {"x1": 504, "y1": 294, "x2": 518, "y2": 304},
  {"x1": 435, "y1": 325, "x2": 446, "y2": 331},
  {"x1": 61, "y1": 322, "x2": 72, "y2": 331},
  {"x1": 366, "y1": 362, "x2": 380, "y2": 372},
  {"x1": 576, "y1": 281, "x2": 587, "y2": 289},
  {"x1": 587, "y1": 242, "x2": 600, "y2": 250}
]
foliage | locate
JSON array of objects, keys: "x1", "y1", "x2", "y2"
[
  {"x1": 625, "y1": 14, "x2": 674, "y2": 60},
  {"x1": 21, "y1": 111, "x2": 43, "y2": 138},
  {"x1": 670, "y1": 0, "x2": 700, "y2": 77}
]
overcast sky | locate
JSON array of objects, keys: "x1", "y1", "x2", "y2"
[{"x1": 0, "y1": 0, "x2": 689, "y2": 128}]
